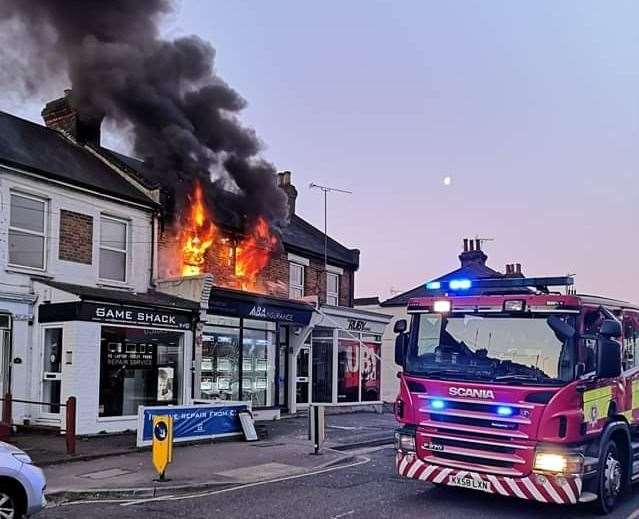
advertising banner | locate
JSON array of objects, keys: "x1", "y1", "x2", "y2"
[{"x1": 136, "y1": 402, "x2": 250, "y2": 447}]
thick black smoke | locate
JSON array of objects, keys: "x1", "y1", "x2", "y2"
[{"x1": 0, "y1": 0, "x2": 288, "y2": 228}]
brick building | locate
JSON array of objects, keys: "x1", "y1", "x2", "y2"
[{"x1": 0, "y1": 91, "x2": 391, "y2": 427}]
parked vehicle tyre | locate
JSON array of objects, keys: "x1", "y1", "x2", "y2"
[
  {"x1": 0, "y1": 486, "x2": 21, "y2": 519},
  {"x1": 595, "y1": 439, "x2": 624, "y2": 515}
]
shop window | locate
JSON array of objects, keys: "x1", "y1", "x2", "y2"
[
  {"x1": 337, "y1": 331, "x2": 382, "y2": 404},
  {"x1": 337, "y1": 339, "x2": 359, "y2": 402},
  {"x1": 242, "y1": 320, "x2": 276, "y2": 407},
  {"x1": 9, "y1": 192, "x2": 46, "y2": 270},
  {"x1": 327, "y1": 272, "x2": 339, "y2": 306},
  {"x1": 289, "y1": 262, "x2": 304, "y2": 299},
  {"x1": 201, "y1": 324, "x2": 241, "y2": 401},
  {"x1": 361, "y1": 338, "x2": 381, "y2": 402},
  {"x1": 99, "y1": 216, "x2": 128, "y2": 282},
  {"x1": 99, "y1": 327, "x2": 182, "y2": 417}
]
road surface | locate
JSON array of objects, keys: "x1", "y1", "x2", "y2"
[{"x1": 40, "y1": 447, "x2": 639, "y2": 519}]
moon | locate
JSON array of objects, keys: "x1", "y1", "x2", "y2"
[{"x1": 443, "y1": 176, "x2": 452, "y2": 186}]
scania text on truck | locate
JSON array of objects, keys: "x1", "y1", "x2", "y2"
[{"x1": 393, "y1": 276, "x2": 639, "y2": 513}]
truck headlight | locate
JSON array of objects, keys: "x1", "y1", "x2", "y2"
[
  {"x1": 394, "y1": 432, "x2": 416, "y2": 452},
  {"x1": 533, "y1": 451, "x2": 583, "y2": 474}
]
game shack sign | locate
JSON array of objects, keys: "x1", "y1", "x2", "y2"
[{"x1": 39, "y1": 301, "x2": 192, "y2": 330}]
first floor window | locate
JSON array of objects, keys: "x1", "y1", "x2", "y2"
[
  {"x1": 289, "y1": 262, "x2": 304, "y2": 299},
  {"x1": 326, "y1": 272, "x2": 339, "y2": 306},
  {"x1": 99, "y1": 327, "x2": 183, "y2": 417},
  {"x1": 9, "y1": 192, "x2": 46, "y2": 269},
  {"x1": 99, "y1": 216, "x2": 128, "y2": 282}
]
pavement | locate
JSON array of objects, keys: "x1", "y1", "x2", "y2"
[
  {"x1": 39, "y1": 447, "x2": 639, "y2": 519},
  {"x1": 24, "y1": 409, "x2": 396, "y2": 503}
]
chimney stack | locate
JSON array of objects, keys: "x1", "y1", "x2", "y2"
[
  {"x1": 277, "y1": 171, "x2": 298, "y2": 217},
  {"x1": 458, "y1": 237, "x2": 487, "y2": 268},
  {"x1": 42, "y1": 90, "x2": 103, "y2": 146},
  {"x1": 504, "y1": 262, "x2": 524, "y2": 278}
]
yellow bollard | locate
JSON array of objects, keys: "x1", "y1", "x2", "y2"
[{"x1": 152, "y1": 415, "x2": 173, "y2": 481}]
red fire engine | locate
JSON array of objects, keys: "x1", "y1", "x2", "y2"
[{"x1": 393, "y1": 276, "x2": 639, "y2": 514}]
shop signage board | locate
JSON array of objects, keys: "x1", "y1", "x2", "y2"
[
  {"x1": 39, "y1": 301, "x2": 192, "y2": 330},
  {"x1": 136, "y1": 402, "x2": 250, "y2": 447},
  {"x1": 209, "y1": 296, "x2": 312, "y2": 325}
]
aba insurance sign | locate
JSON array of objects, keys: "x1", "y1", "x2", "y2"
[{"x1": 137, "y1": 403, "x2": 249, "y2": 447}]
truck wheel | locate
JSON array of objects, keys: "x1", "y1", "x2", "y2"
[{"x1": 595, "y1": 440, "x2": 624, "y2": 515}]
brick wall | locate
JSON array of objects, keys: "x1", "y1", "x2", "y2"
[
  {"x1": 159, "y1": 232, "x2": 355, "y2": 305},
  {"x1": 58, "y1": 209, "x2": 93, "y2": 264}
]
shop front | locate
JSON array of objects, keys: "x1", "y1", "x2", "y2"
[
  {"x1": 33, "y1": 281, "x2": 197, "y2": 435},
  {"x1": 197, "y1": 287, "x2": 315, "y2": 418},
  {"x1": 290, "y1": 305, "x2": 392, "y2": 413}
]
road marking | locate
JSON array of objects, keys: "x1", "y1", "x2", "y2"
[
  {"x1": 118, "y1": 456, "x2": 371, "y2": 507},
  {"x1": 332, "y1": 510, "x2": 355, "y2": 518},
  {"x1": 627, "y1": 508, "x2": 639, "y2": 519}
]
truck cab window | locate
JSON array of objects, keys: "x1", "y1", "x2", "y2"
[{"x1": 623, "y1": 313, "x2": 639, "y2": 371}]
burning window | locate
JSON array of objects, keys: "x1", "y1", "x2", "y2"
[{"x1": 177, "y1": 183, "x2": 278, "y2": 292}]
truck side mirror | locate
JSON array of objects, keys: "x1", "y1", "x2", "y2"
[
  {"x1": 394, "y1": 319, "x2": 407, "y2": 334},
  {"x1": 395, "y1": 333, "x2": 408, "y2": 366},
  {"x1": 596, "y1": 337, "x2": 622, "y2": 379}
]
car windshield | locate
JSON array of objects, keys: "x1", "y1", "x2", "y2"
[{"x1": 405, "y1": 313, "x2": 577, "y2": 384}]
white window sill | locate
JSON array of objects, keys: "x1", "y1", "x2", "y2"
[
  {"x1": 6, "y1": 266, "x2": 53, "y2": 278},
  {"x1": 97, "y1": 281, "x2": 132, "y2": 290}
]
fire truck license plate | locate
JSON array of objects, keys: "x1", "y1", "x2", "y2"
[{"x1": 448, "y1": 475, "x2": 492, "y2": 492}]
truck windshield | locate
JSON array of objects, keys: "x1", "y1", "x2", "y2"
[{"x1": 405, "y1": 313, "x2": 577, "y2": 384}]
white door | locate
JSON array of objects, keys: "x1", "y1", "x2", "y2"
[
  {"x1": 295, "y1": 345, "x2": 311, "y2": 406},
  {"x1": 41, "y1": 327, "x2": 63, "y2": 420}
]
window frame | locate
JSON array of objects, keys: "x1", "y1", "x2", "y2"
[
  {"x1": 326, "y1": 272, "x2": 340, "y2": 306},
  {"x1": 289, "y1": 262, "x2": 305, "y2": 300},
  {"x1": 98, "y1": 214, "x2": 129, "y2": 284},
  {"x1": 8, "y1": 191, "x2": 48, "y2": 271}
]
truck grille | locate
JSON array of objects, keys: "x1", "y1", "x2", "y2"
[{"x1": 417, "y1": 395, "x2": 534, "y2": 476}]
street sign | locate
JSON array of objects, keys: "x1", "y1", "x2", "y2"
[
  {"x1": 309, "y1": 405, "x2": 325, "y2": 455},
  {"x1": 152, "y1": 415, "x2": 173, "y2": 480}
]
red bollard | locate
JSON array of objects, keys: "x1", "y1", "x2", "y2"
[{"x1": 65, "y1": 396, "x2": 76, "y2": 455}]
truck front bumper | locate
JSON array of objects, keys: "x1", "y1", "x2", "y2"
[{"x1": 396, "y1": 452, "x2": 583, "y2": 505}]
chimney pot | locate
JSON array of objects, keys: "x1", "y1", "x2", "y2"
[
  {"x1": 516, "y1": 263, "x2": 522, "y2": 274},
  {"x1": 475, "y1": 238, "x2": 481, "y2": 251},
  {"x1": 463, "y1": 239, "x2": 469, "y2": 252}
]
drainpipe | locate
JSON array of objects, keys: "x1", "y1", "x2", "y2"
[{"x1": 149, "y1": 212, "x2": 160, "y2": 287}]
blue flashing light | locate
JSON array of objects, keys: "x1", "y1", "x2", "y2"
[
  {"x1": 431, "y1": 399, "x2": 446, "y2": 410},
  {"x1": 449, "y1": 278, "x2": 472, "y2": 290},
  {"x1": 496, "y1": 406, "x2": 513, "y2": 417},
  {"x1": 426, "y1": 281, "x2": 442, "y2": 290}
]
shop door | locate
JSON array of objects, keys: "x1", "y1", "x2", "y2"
[
  {"x1": 277, "y1": 325, "x2": 289, "y2": 409},
  {"x1": 41, "y1": 328, "x2": 63, "y2": 418},
  {"x1": 295, "y1": 345, "x2": 311, "y2": 406}
]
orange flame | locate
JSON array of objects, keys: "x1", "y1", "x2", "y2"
[
  {"x1": 235, "y1": 217, "x2": 278, "y2": 290},
  {"x1": 181, "y1": 182, "x2": 214, "y2": 276},
  {"x1": 178, "y1": 182, "x2": 277, "y2": 290}
]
